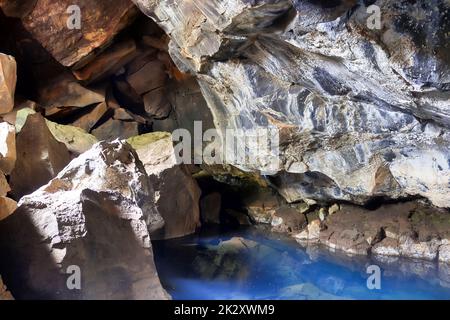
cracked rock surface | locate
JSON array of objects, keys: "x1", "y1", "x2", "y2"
[{"x1": 134, "y1": 0, "x2": 450, "y2": 208}]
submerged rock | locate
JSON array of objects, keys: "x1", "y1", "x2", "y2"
[
  {"x1": 127, "y1": 132, "x2": 201, "y2": 239},
  {"x1": 0, "y1": 140, "x2": 168, "y2": 299}
]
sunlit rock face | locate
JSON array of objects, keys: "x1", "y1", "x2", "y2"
[
  {"x1": 0, "y1": 141, "x2": 168, "y2": 299},
  {"x1": 134, "y1": 0, "x2": 450, "y2": 207}
]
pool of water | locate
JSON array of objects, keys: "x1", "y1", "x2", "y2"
[{"x1": 153, "y1": 226, "x2": 450, "y2": 300}]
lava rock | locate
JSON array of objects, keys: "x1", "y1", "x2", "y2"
[
  {"x1": 0, "y1": 53, "x2": 16, "y2": 115},
  {"x1": 19, "y1": 0, "x2": 137, "y2": 67},
  {"x1": 127, "y1": 132, "x2": 201, "y2": 239},
  {"x1": 0, "y1": 140, "x2": 168, "y2": 299},
  {"x1": 10, "y1": 113, "x2": 71, "y2": 199},
  {"x1": 0, "y1": 121, "x2": 16, "y2": 174}
]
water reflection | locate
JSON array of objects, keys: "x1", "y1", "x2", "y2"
[{"x1": 153, "y1": 226, "x2": 450, "y2": 300}]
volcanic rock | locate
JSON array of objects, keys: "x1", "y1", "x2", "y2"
[
  {"x1": 19, "y1": 0, "x2": 138, "y2": 68},
  {"x1": 0, "y1": 53, "x2": 16, "y2": 115},
  {"x1": 0, "y1": 140, "x2": 168, "y2": 299},
  {"x1": 134, "y1": 0, "x2": 450, "y2": 208},
  {"x1": 92, "y1": 118, "x2": 140, "y2": 141},
  {"x1": 127, "y1": 132, "x2": 201, "y2": 239},
  {"x1": 0, "y1": 121, "x2": 16, "y2": 174},
  {"x1": 10, "y1": 113, "x2": 71, "y2": 199}
]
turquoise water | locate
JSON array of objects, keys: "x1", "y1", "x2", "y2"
[{"x1": 153, "y1": 227, "x2": 450, "y2": 300}]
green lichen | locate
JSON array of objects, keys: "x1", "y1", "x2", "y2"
[{"x1": 126, "y1": 132, "x2": 171, "y2": 150}]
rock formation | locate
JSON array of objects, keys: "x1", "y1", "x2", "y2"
[
  {"x1": 127, "y1": 132, "x2": 201, "y2": 239},
  {"x1": 0, "y1": 140, "x2": 168, "y2": 299},
  {"x1": 134, "y1": 0, "x2": 450, "y2": 208},
  {"x1": 295, "y1": 201, "x2": 450, "y2": 262}
]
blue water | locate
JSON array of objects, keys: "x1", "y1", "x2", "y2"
[{"x1": 153, "y1": 226, "x2": 450, "y2": 300}]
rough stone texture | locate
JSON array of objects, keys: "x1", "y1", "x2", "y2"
[
  {"x1": 134, "y1": 0, "x2": 450, "y2": 208},
  {"x1": 19, "y1": 0, "x2": 137, "y2": 68},
  {"x1": 72, "y1": 102, "x2": 109, "y2": 132},
  {"x1": 0, "y1": 140, "x2": 168, "y2": 299},
  {"x1": 127, "y1": 132, "x2": 201, "y2": 239},
  {"x1": 92, "y1": 118, "x2": 139, "y2": 141},
  {"x1": 0, "y1": 275, "x2": 13, "y2": 300},
  {"x1": 37, "y1": 74, "x2": 105, "y2": 109},
  {"x1": 10, "y1": 113, "x2": 71, "y2": 199},
  {"x1": 45, "y1": 120, "x2": 98, "y2": 155},
  {"x1": 0, "y1": 53, "x2": 16, "y2": 115},
  {"x1": 295, "y1": 201, "x2": 450, "y2": 261},
  {"x1": 0, "y1": 121, "x2": 16, "y2": 174},
  {"x1": 271, "y1": 206, "x2": 307, "y2": 234},
  {"x1": 0, "y1": 172, "x2": 9, "y2": 196},
  {"x1": 244, "y1": 188, "x2": 282, "y2": 224},
  {"x1": 0, "y1": 196, "x2": 17, "y2": 221}
]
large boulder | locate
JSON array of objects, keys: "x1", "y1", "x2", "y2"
[
  {"x1": 0, "y1": 53, "x2": 16, "y2": 115},
  {"x1": 10, "y1": 113, "x2": 71, "y2": 198},
  {"x1": 294, "y1": 202, "x2": 450, "y2": 261},
  {"x1": 0, "y1": 140, "x2": 168, "y2": 299},
  {"x1": 0, "y1": 121, "x2": 16, "y2": 174},
  {"x1": 127, "y1": 132, "x2": 201, "y2": 239},
  {"x1": 134, "y1": 0, "x2": 450, "y2": 208},
  {"x1": 12, "y1": 0, "x2": 137, "y2": 68}
]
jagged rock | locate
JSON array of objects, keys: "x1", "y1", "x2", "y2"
[
  {"x1": 10, "y1": 113, "x2": 71, "y2": 199},
  {"x1": 0, "y1": 121, "x2": 16, "y2": 174},
  {"x1": 271, "y1": 206, "x2": 307, "y2": 234},
  {"x1": 440, "y1": 242, "x2": 450, "y2": 264},
  {"x1": 294, "y1": 219, "x2": 321, "y2": 242},
  {"x1": 295, "y1": 201, "x2": 450, "y2": 260},
  {"x1": 126, "y1": 60, "x2": 167, "y2": 95},
  {"x1": 72, "y1": 102, "x2": 109, "y2": 132},
  {"x1": 0, "y1": 197, "x2": 17, "y2": 221},
  {"x1": 38, "y1": 74, "x2": 105, "y2": 108},
  {"x1": 0, "y1": 275, "x2": 13, "y2": 300},
  {"x1": 19, "y1": 0, "x2": 137, "y2": 67},
  {"x1": 244, "y1": 189, "x2": 281, "y2": 224},
  {"x1": 73, "y1": 39, "x2": 138, "y2": 83},
  {"x1": 0, "y1": 173, "x2": 9, "y2": 196},
  {"x1": 127, "y1": 132, "x2": 201, "y2": 239},
  {"x1": 143, "y1": 87, "x2": 171, "y2": 119},
  {"x1": 200, "y1": 192, "x2": 221, "y2": 224},
  {"x1": 134, "y1": 0, "x2": 450, "y2": 208},
  {"x1": 13, "y1": 107, "x2": 96, "y2": 154},
  {"x1": 45, "y1": 120, "x2": 98, "y2": 155},
  {"x1": 0, "y1": 0, "x2": 36, "y2": 18},
  {"x1": 92, "y1": 118, "x2": 139, "y2": 141},
  {"x1": 0, "y1": 140, "x2": 168, "y2": 299},
  {"x1": 0, "y1": 53, "x2": 16, "y2": 115}
]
